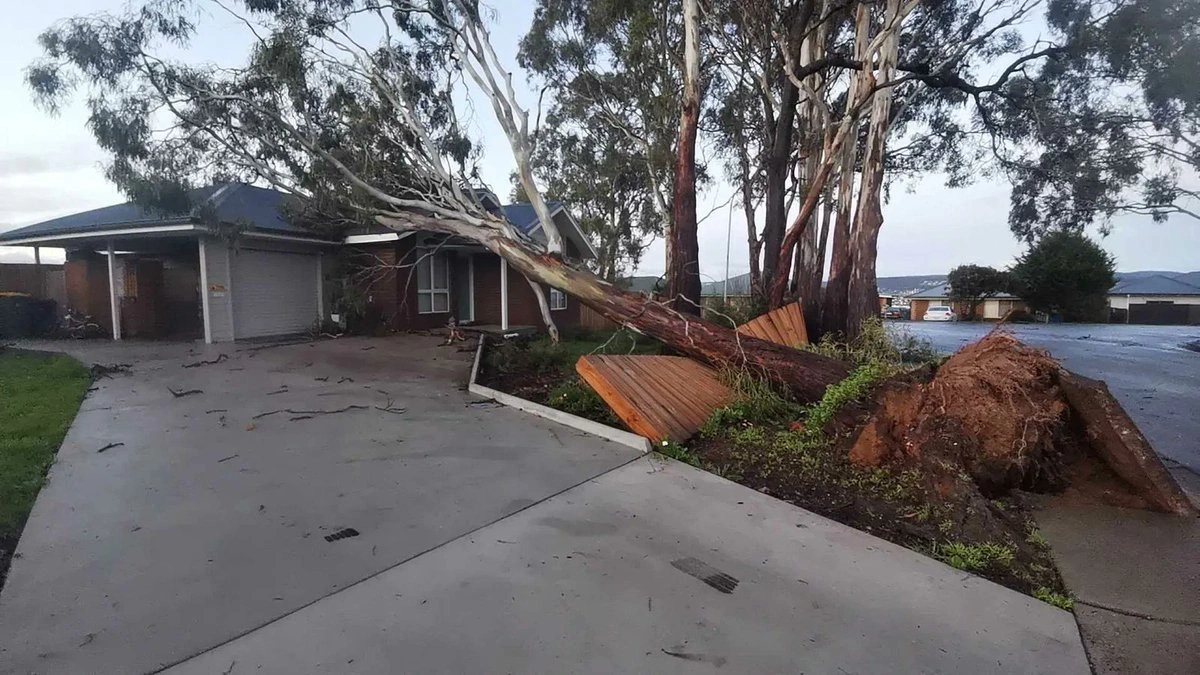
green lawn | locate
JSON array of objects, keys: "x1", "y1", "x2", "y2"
[{"x1": 0, "y1": 352, "x2": 91, "y2": 544}]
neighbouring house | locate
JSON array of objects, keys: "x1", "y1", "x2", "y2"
[
  {"x1": 1108, "y1": 275, "x2": 1200, "y2": 325},
  {"x1": 906, "y1": 283, "x2": 1027, "y2": 321},
  {"x1": 0, "y1": 183, "x2": 594, "y2": 342}
]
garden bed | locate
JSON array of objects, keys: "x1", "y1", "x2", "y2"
[{"x1": 0, "y1": 350, "x2": 91, "y2": 590}]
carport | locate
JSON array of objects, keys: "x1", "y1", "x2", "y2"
[{"x1": 0, "y1": 183, "x2": 338, "y2": 342}]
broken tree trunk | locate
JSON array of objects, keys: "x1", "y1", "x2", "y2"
[
  {"x1": 1058, "y1": 371, "x2": 1196, "y2": 516},
  {"x1": 493, "y1": 242, "x2": 851, "y2": 401}
]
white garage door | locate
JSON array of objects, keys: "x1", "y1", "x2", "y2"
[{"x1": 231, "y1": 248, "x2": 320, "y2": 339}]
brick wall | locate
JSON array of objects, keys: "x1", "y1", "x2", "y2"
[{"x1": 351, "y1": 242, "x2": 580, "y2": 332}]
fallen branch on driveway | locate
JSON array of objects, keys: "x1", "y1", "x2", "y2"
[
  {"x1": 95, "y1": 442, "x2": 124, "y2": 454},
  {"x1": 252, "y1": 404, "x2": 369, "y2": 420},
  {"x1": 168, "y1": 387, "x2": 203, "y2": 398},
  {"x1": 182, "y1": 353, "x2": 228, "y2": 368}
]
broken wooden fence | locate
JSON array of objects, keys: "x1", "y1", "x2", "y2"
[{"x1": 576, "y1": 302, "x2": 809, "y2": 443}]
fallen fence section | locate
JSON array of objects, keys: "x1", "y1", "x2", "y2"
[
  {"x1": 736, "y1": 301, "x2": 809, "y2": 347},
  {"x1": 576, "y1": 355, "x2": 733, "y2": 444}
]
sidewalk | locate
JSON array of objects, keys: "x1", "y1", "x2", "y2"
[
  {"x1": 1037, "y1": 505, "x2": 1200, "y2": 674},
  {"x1": 168, "y1": 456, "x2": 1089, "y2": 674}
]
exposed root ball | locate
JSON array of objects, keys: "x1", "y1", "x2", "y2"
[{"x1": 851, "y1": 332, "x2": 1069, "y2": 495}]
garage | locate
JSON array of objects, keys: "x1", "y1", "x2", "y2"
[{"x1": 230, "y1": 247, "x2": 322, "y2": 339}]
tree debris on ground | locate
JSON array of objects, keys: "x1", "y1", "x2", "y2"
[
  {"x1": 90, "y1": 363, "x2": 131, "y2": 378},
  {"x1": 182, "y1": 354, "x2": 228, "y2": 368},
  {"x1": 168, "y1": 387, "x2": 203, "y2": 398}
]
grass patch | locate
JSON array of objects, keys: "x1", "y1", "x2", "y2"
[{"x1": 1, "y1": 351, "x2": 91, "y2": 585}]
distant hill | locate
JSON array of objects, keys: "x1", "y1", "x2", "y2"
[{"x1": 698, "y1": 270, "x2": 1200, "y2": 297}]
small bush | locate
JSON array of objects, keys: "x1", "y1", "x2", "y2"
[
  {"x1": 701, "y1": 369, "x2": 802, "y2": 437},
  {"x1": 803, "y1": 364, "x2": 888, "y2": 438}
]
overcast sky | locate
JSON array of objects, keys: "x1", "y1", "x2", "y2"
[{"x1": 2, "y1": 0, "x2": 1197, "y2": 277}]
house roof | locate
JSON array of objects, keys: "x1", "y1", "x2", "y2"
[
  {"x1": 701, "y1": 272, "x2": 753, "y2": 296},
  {"x1": 906, "y1": 283, "x2": 1020, "y2": 300},
  {"x1": 0, "y1": 183, "x2": 329, "y2": 244},
  {"x1": 0, "y1": 185, "x2": 596, "y2": 258},
  {"x1": 499, "y1": 201, "x2": 597, "y2": 259},
  {"x1": 1109, "y1": 274, "x2": 1200, "y2": 296}
]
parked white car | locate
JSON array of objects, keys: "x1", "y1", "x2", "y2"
[{"x1": 922, "y1": 305, "x2": 958, "y2": 321}]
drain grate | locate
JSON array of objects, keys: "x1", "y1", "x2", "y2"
[
  {"x1": 324, "y1": 527, "x2": 361, "y2": 542},
  {"x1": 671, "y1": 557, "x2": 739, "y2": 594}
]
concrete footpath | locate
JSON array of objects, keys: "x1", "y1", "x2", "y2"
[
  {"x1": 170, "y1": 456, "x2": 1088, "y2": 674},
  {"x1": 1038, "y1": 505, "x2": 1200, "y2": 675}
]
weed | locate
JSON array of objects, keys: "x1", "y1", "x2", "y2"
[
  {"x1": 546, "y1": 379, "x2": 617, "y2": 424},
  {"x1": 1026, "y1": 528, "x2": 1049, "y2": 549},
  {"x1": 934, "y1": 542, "x2": 1016, "y2": 572},
  {"x1": 1034, "y1": 587, "x2": 1074, "y2": 610},
  {"x1": 657, "y1": 439, "x2": 700, "y2": 467}
]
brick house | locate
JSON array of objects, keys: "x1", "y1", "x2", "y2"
[
  {"x1": 0, "y1": 184, "x2": 593, "y2": 341},
  {"x1": 343, "y1": 191, "x2": 594, "y2": 332}
]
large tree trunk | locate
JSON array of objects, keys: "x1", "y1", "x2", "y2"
[
  {"x1": 821, "y1": 141, "x2": 857, "y2": 337},
  {"x1": 376, "y1": 212, "x2": 852, "y2": 400},
  {"x1": 665, "y1": 0, "x2": 702, "y2": 315}
]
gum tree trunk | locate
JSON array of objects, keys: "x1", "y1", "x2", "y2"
[{"x1": 665, "y1": 0, "x2": 702, "y2": 315}]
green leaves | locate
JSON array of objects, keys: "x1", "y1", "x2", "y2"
[{"x1": 1010, "y1": 230, "x2": 1116, "y2": 321}]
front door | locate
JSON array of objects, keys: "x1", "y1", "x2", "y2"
[{"x1": 453, "y1": 252, "x2": 474, "y2": 323}]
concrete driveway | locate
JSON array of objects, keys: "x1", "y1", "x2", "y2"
[
  {"x1": 0, "y1": 335, "x2": 1090, "y2": 674},
  {"x1": 0, "y1": 336, "x2": 638, "y2": 673}
]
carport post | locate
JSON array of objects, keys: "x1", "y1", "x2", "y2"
[
  {"x1": 106, "y1": 239, "x2": 121, "y2": 341},
  {"x1": 33, "y1": 246, "x2": 44, "y2": 298},
  {"x1": 198, "y1": 238, "x2": 213, "y2": 344},
  {"x1": 500, "y1": 257, "x2": 509, "y2": 330}
]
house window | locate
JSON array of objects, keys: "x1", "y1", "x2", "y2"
[
  {"x1": 550, "y1": 288, "x2": 567, "y2": 311},
  {"x1": 417, "y1": 251, "x2": 450, "y2": 314}
]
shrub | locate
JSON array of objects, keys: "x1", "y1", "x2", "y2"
[
  {"x1": 803, "y1": 364, "x2": 888, "y2": 438},
  {"x1": 701, "y1": 369, "x2": 803, "y2": 437}
]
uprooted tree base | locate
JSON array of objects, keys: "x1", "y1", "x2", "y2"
[
  {"x1": 850, "y1": 332, "x2": 1194, "y2": 519},
  {"x1": 689, "y1": 332, "x2": 1193, "y2": 598}
]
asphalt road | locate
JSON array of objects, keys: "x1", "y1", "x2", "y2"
[{"x1": 891, "y1": 322, "x2": 1200, "y2": 478}]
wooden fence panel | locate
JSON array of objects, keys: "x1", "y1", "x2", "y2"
[
  {"x1": 576, "y1": 354, "x2": 733, "y2": 443},
  {"x1": 578, "y1": 304, "x2": 620, "y2": 332},
  {"x1": 736, "y1": 301, "x2": 809, "y2": 347}
]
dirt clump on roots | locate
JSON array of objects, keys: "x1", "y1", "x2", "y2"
[{"x1": 852, "y1": 333, "x2": 1073, "y2": 495}]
